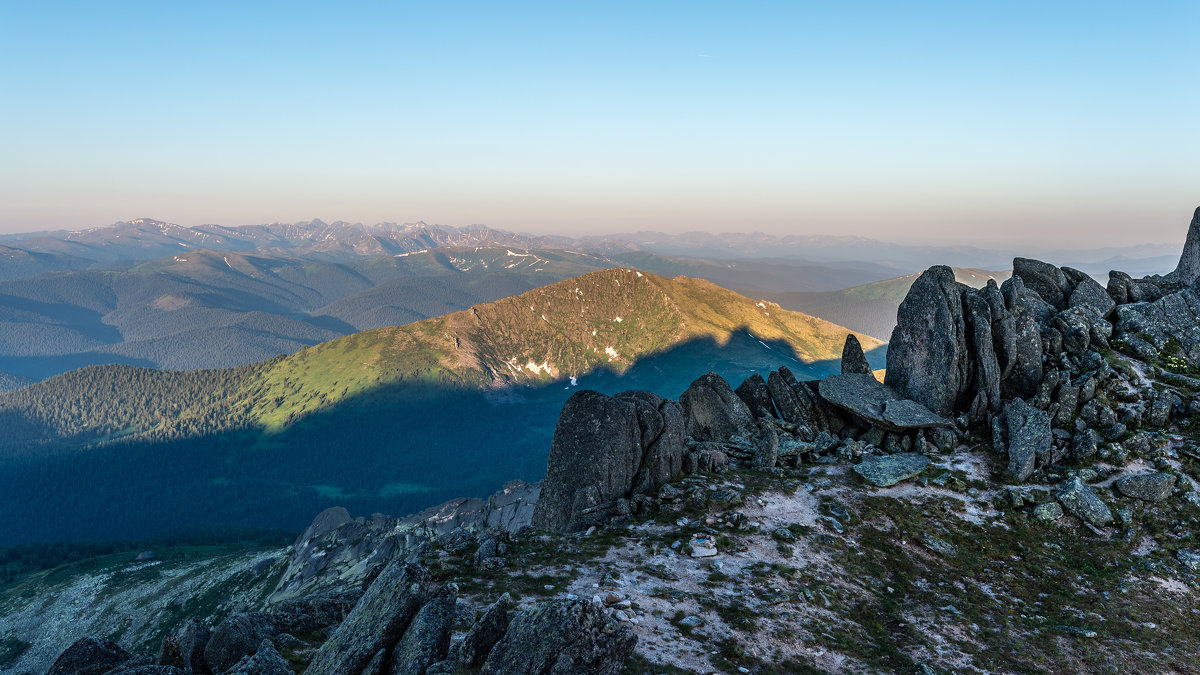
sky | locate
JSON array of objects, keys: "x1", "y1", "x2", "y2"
[{"x1": 1, "y1": 1, "x2": 1197, "y2": 247}]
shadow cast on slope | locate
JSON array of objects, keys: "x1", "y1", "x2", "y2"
[{"x1": 0, "y1": 331, "x2": 860, "y2": 545}]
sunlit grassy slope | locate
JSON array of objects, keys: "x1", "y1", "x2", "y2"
[{"x1": 241, "y1": 268, "x2": 881, "y2": 428}]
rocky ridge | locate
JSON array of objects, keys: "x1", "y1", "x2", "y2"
[{"x1": 19, "y1": 207, "x2": 1200, "y2": 674}]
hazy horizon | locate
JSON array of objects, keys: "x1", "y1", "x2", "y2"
[{"x1": 2, "y1": 2, "x2": 1196, "y2": 247}]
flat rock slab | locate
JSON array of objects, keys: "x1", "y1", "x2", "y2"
[
  {"x1": 883, "y1": 399, "x2": 952, "y2": 429},
  {"x1": 819, "y1": 374, "x2": 948, "y2": 432},
  {"x1": 853, "y1": 453, "x2": 930, "y2": 487}
]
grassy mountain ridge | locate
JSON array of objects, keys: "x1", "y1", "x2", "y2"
[{"x1": 243, "y1": 269, "x2": 881, "y2": 428}]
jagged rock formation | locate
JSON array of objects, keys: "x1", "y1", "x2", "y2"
[{"x1": 274, "y1": 480, "x2": 538, "y2": 602}]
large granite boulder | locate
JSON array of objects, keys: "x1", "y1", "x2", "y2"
[
  {"x1": 305, "y1": 562, "x2": 433, "y2": 675},
  {"x1": 679, "y1": 372, "x2": 756, "y2": 442},
  {"x1": 963, "y1": 287, "x2": 1002, "y2": 418},
  {"x1": 885, "y1": 266, "x2": 971, "y2": 417},
  {"x1": 47, "y1": 637, "x2": 130, "y2": 675},
  {"x1": 766, "y1": 367, "x2": 825, "y2": 435},
  {"x1": 532, "y1": 389, "x2": 685, "y2": 532},
  {"x1": 156, "y1": 620, "x2": 209, "y2": 674},
  {"x1": 998, "y1": 277, "x2": 1045, "y2": 399},
  {"x1": 1068, "y1": 272, "x2": 1116, "y2": 318},
  {"x1": 479, "y1": 599, "x2": 636, "y2": 675}
]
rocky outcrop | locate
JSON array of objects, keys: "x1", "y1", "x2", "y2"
[
  {"x1": 305, "y1": 562, "x2": 433, "y2": 675},
  {"x1": 273, "y1": 481, "x2": 538, "y2": 602},
  {"x1": 532, "y1": 389, "x2": 685, "y2": 532},
  {"x1": 478, "y1": 599, "x2": 636, "y2": 675}
]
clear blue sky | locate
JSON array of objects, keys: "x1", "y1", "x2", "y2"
[{"x1": 1, "y1": 1, "x2": 1196, "y2": 246}]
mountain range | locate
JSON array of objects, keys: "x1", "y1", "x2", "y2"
[{"x1": 0, "y1": 244, "x2": 896, "y2": 383}]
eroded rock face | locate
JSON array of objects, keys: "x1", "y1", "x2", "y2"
[
  {"x1": 479, "y1": 599, "x2": 636, "y2": 675},
  {"x1": 305, "y1": 562, "x2": 432, "y2": 675},
  {"x1": 1114, "y1": 285, "x2": 1200, "y2": 367},
  {"x1": 532, "y1": 389, "x2": 685, "y2": 532},
  {"x1": 885, "y1": 266, "x2": 970, "y2": 418}
]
